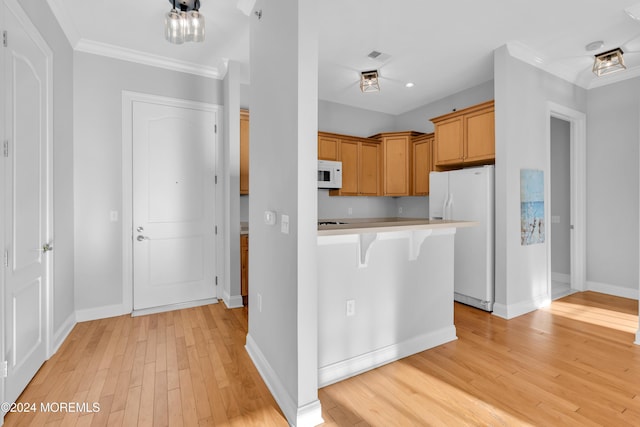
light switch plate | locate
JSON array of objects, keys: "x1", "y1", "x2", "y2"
[
  {"x1": 264, "y1": 210, "x2": 276, "y2": 225},
  {"x1": 281, "y1": 214, "x2": 289, "y2": 234}
]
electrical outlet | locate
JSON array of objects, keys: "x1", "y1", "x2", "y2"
[
  {"x1": 346, "y1": 299, "x2": 355, "y2": 317},
  {"x1": 398, "y1": 207, "x2": 403, "y2": 214},
  {"x1": 348, "y1": 207, "x2": 353, "y2": 216},
  {"x1": 551, "y1": 215, "x2": 561, "y2": 224},
  {"x1": 110, "y1": 210, "x2": 119, "y2": 222}
]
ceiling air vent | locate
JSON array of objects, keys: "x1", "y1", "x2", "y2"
[{"x1": 367, "y1": 50, "x2": 391, "y2": 64}]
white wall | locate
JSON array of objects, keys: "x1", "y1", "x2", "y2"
[
  {"x1": 223, "y1": 61, "x2": 243, "y2": 308},
  {"x1": 493, "y1": 46, "x2": 588, "y2": 318},
  {"x1": 394, "y1": 80, "x2": 495, "y2": 133},
  {"x1": 318, "y1": 99, "x2": 396, "y2": 135},
  {"x1": 246, "y1": 0, "x2": 322, "y2": 425},
  {"x1": 550, "y1": 117, "x2": 571, "y2": 277},
  {"x1": 18, "y1": 0, "x2": 76, "y2": 344},
  {"x1": 586, "y1": 78, "x2": 640, "y2": 297},
  {"x1": 73, "y1": 52, "x2": 223, "y2": 316}
]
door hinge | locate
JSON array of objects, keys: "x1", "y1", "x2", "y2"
[
  {"x1": 215, "y1": 276, "x2": 218, "y2": 285},
  {"x1": 3, "y1": 140, "x2": 8, "y2": 157},
  {"x1": 1, "y1": 360, "x2": 7, "y2": 378},
  {"x1": 214, "y1": 124, "x2": 217, "y2": 133},
  {"x1": 215, "y1": 225, "x2": 218, "y2": 235},
  {"x1": 3, "y1": 251, "x2": 8, "y2": 268},
  {"x1": 2, "y1": 31, "x2": 7, "y2": 47},
  {"x1": 215, "y1": 175, "x2": 218, "y2": 184}
]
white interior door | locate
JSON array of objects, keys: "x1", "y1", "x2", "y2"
[
  {"x1": 132, "y1": 101, "x2": 217, "y2": 311},
  {"x1": 2, "y1": 0, "x2": 52, "y2": 407}
]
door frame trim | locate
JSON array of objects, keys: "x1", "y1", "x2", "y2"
[
  {"x1": 545, "y1": 102, "x2": 587, "y2": 298},
  {"x1": 121, "y1": 91, "x2": 223, "y2": 314},
  {"x1": 1, "y1": 0, "x2": 54, "y2": 414}
]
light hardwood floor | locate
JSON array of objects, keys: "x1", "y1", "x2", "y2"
[{"x1": 4, "y1": 291, "x2": 640, "y2": 426}]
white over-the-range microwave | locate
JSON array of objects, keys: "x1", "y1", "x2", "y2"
[{"x1": 317, "y1": 160, "x2": 342, "y2": 189}]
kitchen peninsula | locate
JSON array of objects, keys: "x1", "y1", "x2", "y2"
[{"x1": 317, "y1": 218, "x2": 476, "y2": 386}]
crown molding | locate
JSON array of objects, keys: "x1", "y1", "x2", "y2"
[
  {"x1": 506, "y1": 41, "x2": 640, "y2": 91},
  {"x1": 506, "y1": 41, "x2": 589, "y2": 89},
  {"x1": 75, "y1": 39, "x2": 227, "y2": 80},
  {"x1": 45, "y1": 0, "x2": 81, "y2": 46}
]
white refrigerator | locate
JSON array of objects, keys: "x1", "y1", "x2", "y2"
[{"x1": 429, "y1": 166, "x2": 495, "y2": 311}]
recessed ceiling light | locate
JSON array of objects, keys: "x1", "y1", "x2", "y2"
[
  {"x1": 585, "y1": 40, "x2": 604, "y2": 52},
  {"x1": 405, "y1": 82, "x2": 415, "y2": 88}
]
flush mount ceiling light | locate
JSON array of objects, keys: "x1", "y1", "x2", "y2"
[
  {"x1": 592, "y1": 48, "x2": 626, "y2": 77},
  {"x1": 165, "y1": 0, "x2": 205, "y2": 44},
  {"x1": 360, "y1": 70, "x2": 380, "y2": 93}
]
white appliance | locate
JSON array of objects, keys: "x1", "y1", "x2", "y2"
[
  {"x1": 429, "y1": 166, "x2": 495, "y2": 311},
  {"x1": 318, "y1": 160, "x2": 342, "y2": 189}
]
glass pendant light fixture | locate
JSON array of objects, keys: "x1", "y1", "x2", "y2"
[
  {"x1": 165, "y1": 0, "x2": 205, "y2": 44},
  {"x1": 186, "y1": 1, "x2": 205, "y2": 42}
]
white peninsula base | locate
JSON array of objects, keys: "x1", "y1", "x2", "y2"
[{"x1": 317, "y1": 222, "x2": 469, "y2": 387}]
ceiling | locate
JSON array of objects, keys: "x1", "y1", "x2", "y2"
[{"x1": 48, "y1": 0, "x2": 640, "y2": 115}]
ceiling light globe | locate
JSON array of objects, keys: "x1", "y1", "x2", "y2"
[
  {"x1": 187, "y1": 10, "x2": 205, "y2": 42},
  {"x1": 165, "y1": 9, "x2": 185, "y2": 44}
]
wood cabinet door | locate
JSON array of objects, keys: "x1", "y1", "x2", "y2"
[
  {"x1": 464, "y1": 107, "x2": 495, "y2": 163},
  {"x1": 434, "y1": 117, "x2": 463, "y2": 166},
  {"x1": 382, "y1": 135, "x2": 411, "y2": 196},
  {"x1": 240, "y1": 110, "x2": 250, "y2": 194},
  {"x1": 413, "y1": 136, "x2": 432, "y2": 195},
  {"x1": 318, "y1": 135, "x2": 339, "y2": 161},
  {"x1": 336, "y1": 139, "x2": 359, "y2": 196},
  {"x1": 359, "y1": 141, "x2": 380, "y2": 196}
]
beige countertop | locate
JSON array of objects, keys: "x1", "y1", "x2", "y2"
[
  {"x1": 317, "y1": 217, "x2": 477, "y2": 236},
  {"x1": 240, "y1": 218, "x2": 477, "y2": 236}
]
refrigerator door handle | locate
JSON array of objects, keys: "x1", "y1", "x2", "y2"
[
  {"x1": 442, "y1": 194, "x2": 449, "y2": 220},
  {"x1": 445, "y1": 193, "x2": 453, "y2": 220}
]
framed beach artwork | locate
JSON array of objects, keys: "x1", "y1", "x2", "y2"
[{"x1": 520, "y1": 169, "x2": 545, "y2": 245}]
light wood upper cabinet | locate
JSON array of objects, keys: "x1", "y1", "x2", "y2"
[
  {"x1": 359, "y1": 141, "x2": 380, "y2": 196},
  {"x1": 433, "y1": 116, "x2": 463, "y2": 165},
  {"x1": 431, "y1": 100, "x2": 494, "y2": 169},
  {"x1": 464, "y1": 106, "x2": 495, "y2": 163},
  {"x1": 318, "y1": 134, "x2": 339, "y2": 161},
  {"x1": 412, "y1": 133, "x2": 434, "y2": 196},
  {"x1": 371, "y1": 131, "x2": 423, "y2": 196},
  {"x1": 240, "y1": 109, "x2": 250, "y2": 195},
  {"x1": 319, "y1": 132, "x2": 380, "y2": 197},
  {"x1": 335, "y1": 138, "x2": 359, "y2": 196}
]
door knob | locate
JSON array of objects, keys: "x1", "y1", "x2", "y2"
[
  {"x1": 137, "y1": 235, "x2": 149, "y2": 242},
  {"x1": 137, "y1": 226, "x2": 144, "y2": 232},
  {"x1": 42, "y1": 243, "x2": 53, "y2": 252}
]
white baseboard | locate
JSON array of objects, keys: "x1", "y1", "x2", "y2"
[
  {"x1": 585, "y1": 281, "x2": 639, "y2": 300},
  {"x1": 75, "y1": 303, "x2": 130, "y2": 322},
  {"x1": 222, "y1": 290, "x2": 244, "y2": 309},
  {"x1": 132, "y1": 298, "x2": 218, "y2": 317},
  {"x1": 492, "y1": 294, "x2": 551, "y2": 320},
  {"x1": 50, "y1": 312, "x2": 76, "y2": 357},
  {"x1": 551, "y1": 272, "x2": 571, "y2": 284},
  {"x1": 245, "y1": 334, "x2": 324, "y2": 427},
  {"x1": 318, "y1": 325, "x2": 457, "y2": 388},
  {"x1": 635, "y1": 330, "x2": 640, "y2": 346}
]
